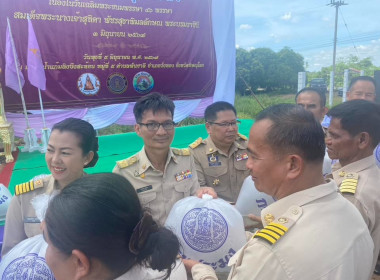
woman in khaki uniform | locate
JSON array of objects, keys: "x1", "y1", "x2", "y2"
[{"x1": 1, "y1": 118, "x2": 99, "y2": 256}]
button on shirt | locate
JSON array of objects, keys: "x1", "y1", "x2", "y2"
[
  {"x1": 190, "y1": 136, "x2": 249, "y2": 202},
  {"x1": 333, "y1": 155, "x2": 380, "y2": 273},
  {"x1": 113, "y1": 147, "x2": 200, "y2": 226},
  {"x1": 191, "y1": 180, "x2": 374, "y2": 280}
]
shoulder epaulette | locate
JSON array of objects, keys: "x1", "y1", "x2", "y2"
[
  {"x1": 116, "y1": 155, "x2": 139, "y2": 169},
  {"x1": 252, "y1": 222, "x2": 289, "y2": 245},
  {"x1": 189, "y1": 137, "x2": 203, "y2": 149},
  {"x1": 238, "y1": 133, "x2": 247, "y2": 141},
  {"x1": 253, "y1": 206, "x2": 302, "y2": 245},
  {"x1": 172, "y1": 148, "x2": 190, "y2": 156},
  {"x1": 339, "y1": 172, "x2": 359, "y2": 194},
  {"x1": 15, "y1": 174, "x2": 49, "y2": 196}
]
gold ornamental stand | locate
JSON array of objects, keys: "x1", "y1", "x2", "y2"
[{"x1": 0, "y1": 83, "x2": 15, "y2": 163}]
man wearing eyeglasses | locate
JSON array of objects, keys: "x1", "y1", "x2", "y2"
[
  {"x1": 113, "y1": 92, "x2": 216, "y2": 226},
  {"x1": 190, "y1": 101, "x2": 250, "y2": 203}
]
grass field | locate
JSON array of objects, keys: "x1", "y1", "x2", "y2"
[{"x1": 98, "y1": 91, "x2": 344, "y2": 136}]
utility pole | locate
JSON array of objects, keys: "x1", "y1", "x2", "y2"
[{"x1": 328, "y1": 0, "x2": 347, "y2": 106}]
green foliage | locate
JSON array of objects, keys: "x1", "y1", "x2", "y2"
[
  {"x1": 309, "y1": 55, "x2": 380, "y2": 89},
  {"x1": 234, "y1": 92, "x2": 296, "y2": 119},
  {"x1": 97, "y1": 124, "x2": 134, "y2": 136},
  {"x1": 177, "y1": 117, "x2": 205, "y2": 126},
  {"x1": 236, "y1": 47, "x2": 305, "y2": 94}
]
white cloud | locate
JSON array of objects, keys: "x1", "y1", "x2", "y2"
[
  {"x1": 281, "y1": 12, "x2": 292, "y2": 21},
  {"x1": 239, "y1": 24, "x2": 252, "y2": 30}
]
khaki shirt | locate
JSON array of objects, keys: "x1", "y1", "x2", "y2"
[
  {"x1": 113, "y1": 147, "x2": 200, "y2": 226},
  {"x1": 1, "y1": 175, "x2": 57, "y2": 256},
  {"x1": 192, "y1": 180, "x2": 374, "y2": 280},
  {"x1": 190, "y1": 135, "x2": 249, "y2": 202},
  {"x1": 333, "y1": 155, "x2": 380, "y2": 273}
]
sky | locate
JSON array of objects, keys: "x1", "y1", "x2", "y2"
[{"x1": 234, "y1": 0, "x2": 380, "y2": 72}]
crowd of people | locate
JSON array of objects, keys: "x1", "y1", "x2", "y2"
[{"x1": 0, "y1": 75, "x2": 379, "y2": 280}]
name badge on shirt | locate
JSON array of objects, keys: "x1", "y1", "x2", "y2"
[
  {"x1": 236, "y1": 153, "x2": 248, "y2": 161},
  {"x1": 137, "y1": 185, "x2": 153, "y2": 194},
  {"x1": 24, "y1": 217, "x2": 41, "y2": 224},
  {"x1": 175, "y1": 170, "x2": 192, "y2": 182}
]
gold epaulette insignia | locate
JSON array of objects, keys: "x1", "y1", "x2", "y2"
[
  {"x1": 189, "y1": 137, "x2": 203, "y2": 149},
  {"x1": 339, "y1": 172, "x2": 359, "y2": 194},
  {"x1": 253, "y1": 222, "x2": 288, "y2": 245},
  {"x1": 116, "y1": 156, "x2": 138, "y2": 169},
  {"x1": 238, "y1": 133, "x2": 247, "y2": 141},
  {"x1": 173, "y1": 148, "x2": 190, "y2": 156},
  {"x1": 15, "y1": 174, "x2": 47, "y2": 196}
]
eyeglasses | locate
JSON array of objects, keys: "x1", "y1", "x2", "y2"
[
  {"x1": 207, "y1": 120, "x2": 241, "y2": 127},
  {"x1": 138, "y1": 121, "x2": 176, "y2": 131}
]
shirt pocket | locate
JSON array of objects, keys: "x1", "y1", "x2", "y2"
[
  {"x1": 174, "y1": 180, "x2": 193, "y2": 197},
  {"x1": 24, "y1": 221, "x2": 42, "y2": 238},
  {"x1": 233, "y1": 158, "x2": 248, "y2": 171},
  {"x1": 204, "y1": 165, "x2": 228, "y2": 192},
  {"x1": 138, "y1": 190, "x2": 157, "y2": 207}
]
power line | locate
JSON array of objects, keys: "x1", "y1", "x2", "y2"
[
  {"x1": 291, "y1": 32, "x2": 380, "y2": 51},
  {"x1": 338, "y1": 6, "x2": 360, "y2": 58}
]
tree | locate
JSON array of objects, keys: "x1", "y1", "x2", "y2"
[
  {"x1": 235, "y1": 46, "x2": 305, "y2": 94},
  {"x1": 315, "y1": 56, "x2": 380, "y2": 89},
  {"x1": 277, "y1": 47, "x2": 304, "y2": 89}
]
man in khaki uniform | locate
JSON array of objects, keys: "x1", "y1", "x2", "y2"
[
  {"x1": 113, "y1": 93, "x2": 216, "y2": 226},
  {"x1": 185, "y1": 104, "x2": 373, "y2": 280},
  {"x1": 2, "y1": 174, "x2": 53, "y2": 256},
  {"x1": 326, "y1": 100, "x2": 380, "y2": 275},
  {"x1": 346, "y1": 76, "x2": 377, "y2": 102},
  {"x1": 295, "y1": 87, "x2": 328, "y2": 124},
  {"x1": 190, "y1": 101, "x2": 249, "y2": 202}
]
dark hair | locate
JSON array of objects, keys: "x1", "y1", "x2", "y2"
[
  {"x1": 52, "y1": 118, "x2": 99, "y2": 168},
  {"x1": 45, "y1": 173, "x2": 180, "y2": 279},
  {"x1": 204, "y1": 101, "x2": 237, "y2": 122},
  {"x1": 133, "y1": 92, "x2": 175, "y2": 123},
  {"x1": 348, "y1": 76, "x2": 376, "y2": 91},
  {"x1": 295, "y1": 87, "x2": 326, "y2": 107},
  {"x1": 328, "y1": 100, "x2": 380, "y2": 148},
  {"x1": 256, "y1": 104, "x2": 325, "y2": 162}
]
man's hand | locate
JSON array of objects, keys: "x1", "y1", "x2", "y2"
[
  {"x1": 244, "y1": 214, "x2": 263, "y2": 230},
  {"x1": 195, "y1": 186, "x2": 218, "y2": 198},
  {"x1": 182, "y1": 258, "x2": 201, "y2": 273}
]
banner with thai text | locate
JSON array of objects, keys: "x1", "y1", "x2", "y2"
[{"x1": 0, "y1": 0, "x2": 216, "y2": 110}]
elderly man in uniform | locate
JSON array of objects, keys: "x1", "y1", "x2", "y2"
[
  {"x1": 189, "y1": 101, "x2": 249, "y2": 203},
  {"x1": 184, "y1": 104, "x2": 373, "y2": 280},
  {"x1": 326, "y1": 100, "x2": 380, "y2": 277},
  {"x1": 347, "y1": 76, "x2": 376, "y2": 102},
  {"x1": 295, "y1": 87, "x2": 328, "y2": 123},
  {"x1": 345, "y1": 75, "x2": 380, "y2": 170},
  {"x1": 113, "y1": 93, "x2": 216, "y2": 226}
]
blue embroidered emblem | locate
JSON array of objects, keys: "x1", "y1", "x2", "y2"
[
  {"x1": 181, "y1": 207, "x2": 228, "y2": 253},
  {"x1": 3, "y1": 253, "x2": 55, "y2": 280}
]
